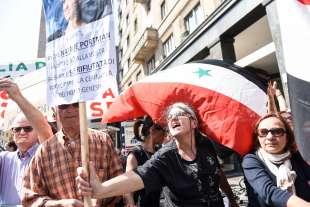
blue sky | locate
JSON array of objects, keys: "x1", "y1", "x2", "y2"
[{"x1": 0, "y1": 0, "x2": 42, "y2": 63}]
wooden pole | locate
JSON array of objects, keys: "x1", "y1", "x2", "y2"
[{"x1": 79, "y1": 102, "x2": 92, "y2": 207}]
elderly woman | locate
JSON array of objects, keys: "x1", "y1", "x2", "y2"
[
  {"x1": 242, "y1": 113, "x2": 310, "y2": 207},
  {"x1": 76, "y1": 102, "x2": 238, "y2": 207}
]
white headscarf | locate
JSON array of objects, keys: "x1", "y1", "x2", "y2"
[{"x1": 257, "y1": 148, "x2": 296, "y2": 194}]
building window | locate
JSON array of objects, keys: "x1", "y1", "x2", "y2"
[
  {"x1": 134, "y1": 19, "x2": 138, "y2": 34},
  {"x1": 160, "y1": 1, "x2": 166, "y2": 20},
  {"x1": 127, "y1": 58, "x2": 130, "y2": 69},
  {"x1": 126, "y1": 14, "x2": 129, "y2": 25},
  {"x1": 147, "y1": 56, "x2": 156, "y2": 74},
  {"x1": 127, "y1": 36, "x2": 130, "y2": 47},
  {"x1": 146, "y1": 0, "x2": 151, "y2": 12},
  {"x1": 118, "y1": 48, "x2": 123, "y2": 62},
  {"x1": 119, "y1": 68, "x2": 124, "y2": 80},
  {"x1": 136, "y1": 70, "x2": 142, "y2": 81},
  {"x1": 163, "y1": 34, "x2": 174, "y2": 58},
  {"x1": 119, "y1": 29, "x2": 122, "y2": 38},
  {"x1": 118, "y1": 9, "x2": 122, "y2": 20},
  {"x1": 184, "y1": 3, "x2": 204, "y2": 34}
]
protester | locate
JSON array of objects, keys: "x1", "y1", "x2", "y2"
[
  {"x1": 4, "y1": 140, "x2": 17, "y2": 151},
  {"x1": 0, "y1": 78, "x2": 53, "y2": 205},
  {"x1": 22, "y1": 101, "x2": 123, "y2": 206},
  {"x1": 242, "y1": 113, "x2": 310, "y2": 207},
  {"x1": 0, "y1": 114, "x2": 40, "y2": 205},
  {"x1": 124, "y1": 116, "x2": 165, "y2": 207},
  {"x1": 76, "y1": 102, "x2": 238, "y2": 207}
]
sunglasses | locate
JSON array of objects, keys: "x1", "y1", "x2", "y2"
[
  {"x1": 58, "y1": 103, "x2": 79, "y2": 110},
  {"x1": 257, "y1": 128, "x2": 286, "y2": 137},
  {"x1": 167, "y1": 111, "x2": 190, "y2": 121},
  {"x1": 12, "y1": 126, "x2": 33, "y2": 133}
]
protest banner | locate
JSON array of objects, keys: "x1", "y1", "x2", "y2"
[
  {"x1": 43, "y1": 0, "x2": 117, "y2": 106},
  {"x1": 267, "y1": 0, "x2": 310, "y2": 162},
  {"x1": 43, "y1": 0, "x2": 117, "y2": 204},
  {"x1": 0, "y1": 58, "x2": 45, "y2": 78},
  {"x1": 0, "y1": 59, "x2": 46, "y2": 130},
  {"x1": 1, "y1": 68, "x2": 118, "y2": 130}
]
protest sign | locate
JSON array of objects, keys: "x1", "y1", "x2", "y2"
[
  {"x1": 42, "y1": 1, "x2": 118, "y2": 203},
  {"x1": 0, "y1": 59, "x2": 45, "y2": 78},
  {"x1": 0, "y1": 59, "x2": 46, "y2": 129},
  {"x1": 43, "y1": 0, "x2": 117, "y2": 106},
  {"x1": 1, "y1": 68, "x2": 118, "y2": 130}
]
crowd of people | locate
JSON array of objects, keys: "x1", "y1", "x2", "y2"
[{"x1": 0, "y1": 77, "x2": 309, "y2": 207}]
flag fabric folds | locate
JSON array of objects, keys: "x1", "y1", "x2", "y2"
[{"x1": 103, "y1": 60, "x2": 267, "y2": 156}]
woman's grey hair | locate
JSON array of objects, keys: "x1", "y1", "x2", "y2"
[{"x1": 165, "y1": 102, "x2": 199, "y2": 124}]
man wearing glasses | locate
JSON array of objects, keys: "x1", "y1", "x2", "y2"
[
  {"x1": 20, "y1": 103, "x2": 123, "y2": 204},
  {"x1": 0, "y1": 79, "x2": 53, "y2": 206},
  {"x1": 22, "y1": 102, "x2": 123, "y2": 206}
]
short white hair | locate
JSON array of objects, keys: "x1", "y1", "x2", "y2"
[{"x1": 11, "y1": 113, "x2": 28, "y2": 128}]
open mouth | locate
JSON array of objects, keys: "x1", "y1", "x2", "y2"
[
  {"x1": 64, "y1": 116, "x2": 76, "y2": 119},
  {"x1": 266, "y1": 143, "x2": 277, "y2": 147},
  {"x1": 171, "y1": 123, "x2": 181, "y2": 129}
]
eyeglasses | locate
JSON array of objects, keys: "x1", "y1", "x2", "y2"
[
  {"x1": 257, "y1": 128, "x2": 286, "y2": 137},
  {"x1": 167, "y1": 111, "x2": 190, "y2": 121},
  {"x1": 12, "y1": 126, "x2": 33, "y2": 133},
  {"x1": 58, "y1": 103, "x2": 79, "y2": 110}
]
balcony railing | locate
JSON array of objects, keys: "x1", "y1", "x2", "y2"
[{"x1": 131, "y1": 28, "x2": 158, "y2": 62}]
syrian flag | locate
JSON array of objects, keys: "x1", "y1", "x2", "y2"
[
  {"x1": 103, "y1": 60, "x2": 267, "y2": 156},
  {"x1": 274, "y1": 0, "x2": 310, "y2": 162}
]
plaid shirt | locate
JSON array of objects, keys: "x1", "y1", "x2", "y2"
[{"x1": 22, "y1": 128, "x2": 123, "y2": 207}]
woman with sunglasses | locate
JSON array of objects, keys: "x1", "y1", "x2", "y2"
[
  {"x1": 76, "y1": 102, "x2": 238, "y2": 207},
  {"x1": 242, "y1": 113, "x2": 310, "y2": 207},
  {"x1": 124, "y1": 116, "x2": 165, "y2": 207}
]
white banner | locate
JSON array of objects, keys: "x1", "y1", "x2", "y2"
[
  {"x1": 1, "y1": 68, "x2": 118, "y2": 130},
  {"x1": 0, "y1": 59, "x2": 46, "y2": 78},
  {"x1": 275, "y1": 0, "x2": 310, "y2": 81},
  {"x1": 273, "y1": 0, "x2": 310, "y2": 162}
]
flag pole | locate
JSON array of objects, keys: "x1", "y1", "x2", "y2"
[{"x1": 79, "y1": 102, "x2": 92, "y2": 207}]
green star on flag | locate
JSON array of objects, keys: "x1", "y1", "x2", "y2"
[{"x1": 194, "y1": 68, "x2": 212, "y2": 78}]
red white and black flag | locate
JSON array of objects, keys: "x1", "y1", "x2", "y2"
[{"x1": 273, "y1": 0, "x2": 310, "y2": 162}]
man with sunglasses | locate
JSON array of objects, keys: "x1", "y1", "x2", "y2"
[
  {"x1": 22, "y1": 102, "x2": 123, "y2": 206},
  {"x1": 0, "y1": 114, "x2": 41, "y2": 205},
  {"x1": 0, "y1": 79, "x2": 53, "y2": 206}
]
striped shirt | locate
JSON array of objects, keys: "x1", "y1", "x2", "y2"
[{"x1": 22, "y1": 129, "x2": 123, "y2": 207}]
